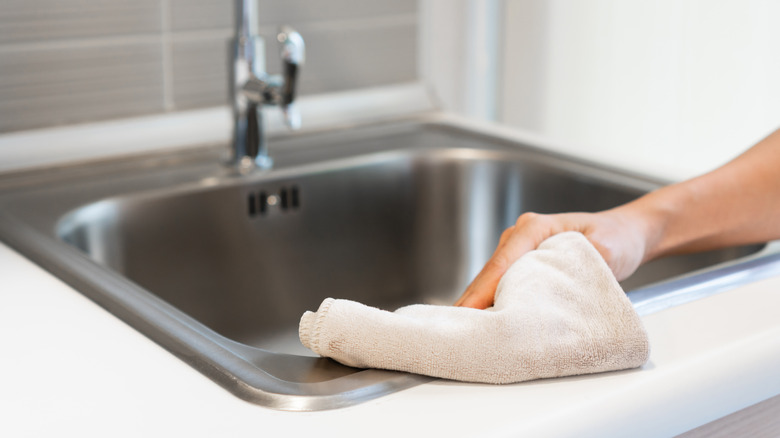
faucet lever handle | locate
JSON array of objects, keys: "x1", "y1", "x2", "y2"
[
  {"x1": 277, "y1": 26, "x2": 305, "y2": 129},
  {"x1": 282, "y1": 103, "x2": 301, "y2": 130}
]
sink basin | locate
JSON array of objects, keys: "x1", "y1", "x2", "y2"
[{"x1": 0, "y1": 117, "x2": 776, "y2": 410}]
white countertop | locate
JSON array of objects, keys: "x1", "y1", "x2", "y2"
[{"x1": 3, "y1": 239, "x2": 780, "y2": 438}]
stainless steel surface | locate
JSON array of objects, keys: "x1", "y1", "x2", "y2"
[
  {"x1": 0, "y1": 118, "x2": 776, "y2": 411},
  {"x1": 229, "y1": 0, "x2": 305, "y2": 171},
  {"x1": 629, "y1": 243, "x2": 780, "y2": 316}
]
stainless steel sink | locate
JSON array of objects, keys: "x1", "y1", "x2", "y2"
[{"x1": 1, "y1": 117, "x2": 777, "y2": 410}]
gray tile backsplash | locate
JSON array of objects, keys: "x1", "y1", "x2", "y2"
[
  {"x1": 0, "y1": 0, "x2": 162, "y2": 44},
  {"x1": 171, "y1": 37, "x2": 229, "y2": 110},
  {"x1": 0, "y1": 42, "x2": 165, "y2": 132},
  {"x1": 254, "y1": 0, "x2": 418, "y2": 25},
  {"x1": 286, "y1": 21, "x2": 418, "y2": 94},
  {"x1": 170, "y1": 0, "x2": 233, "y2": 31},
  {"x1": 0, "y1": 0, "x2": 418, "y2": 133}
]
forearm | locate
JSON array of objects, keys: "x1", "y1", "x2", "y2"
[
  {"x1": 456, "y1": 127, "x2": 780, "y2": 309},
  {"x1": 620, "y1": 128, "x2": 780, "y2": 263}
]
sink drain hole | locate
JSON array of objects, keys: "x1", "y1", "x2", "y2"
[{"x1": 248, "y1": 186, "x2": 300, "y2": 218}]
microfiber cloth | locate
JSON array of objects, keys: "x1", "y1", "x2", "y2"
[{"x1": 298, "y1": 232, "x2": 650, "y2": 384}]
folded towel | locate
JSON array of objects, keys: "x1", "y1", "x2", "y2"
[{"x1": 299, "y1": 232, "x2": 650, "y2": 384}]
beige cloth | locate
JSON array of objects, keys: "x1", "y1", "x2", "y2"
[{"x1": 299, "y1": 232, "x2": 650, "y2": 384}]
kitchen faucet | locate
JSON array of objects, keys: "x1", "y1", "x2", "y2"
[{"x1": 228, "y1": 0, "x2": 305, "y2": 173}]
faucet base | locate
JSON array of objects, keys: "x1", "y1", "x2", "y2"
[
  {"x1": 233, "y1": 155, "x2": 273, "y2": 175},
  {"x1": 253, "y1": 155, "x2": 274, "y2": 170}
]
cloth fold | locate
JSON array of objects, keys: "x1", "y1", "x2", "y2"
[{"x1": 298, "y1": 231, "x2": 649, "y2": 384}]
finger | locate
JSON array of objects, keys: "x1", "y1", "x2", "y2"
[
  {"x1": 454, "y1": 260, "x2": 506, "y2": 309},
  {"x1": 454, "y1": 226, "x2": 519, "y2": 308},
  {"x1": 454, "y1": 232, "x2": 541, "y2": 309}
]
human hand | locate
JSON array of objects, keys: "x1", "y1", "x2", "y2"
[{"x1": 454, "y1": 209, "x2": 651, "y2": 309}]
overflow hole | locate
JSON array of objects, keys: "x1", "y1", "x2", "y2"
[
  {"x1": 280, "y1": 187, "x2": 289, "y2": 210},
  {"x1": 291, "y1": 186, "x2": 300, "y2": 208},
  {"x1": 247, "y1": 194, "x2": 257, "y2": 216},
  {"x1": 259, "y1": 192, "x2": 268, "y2": 215}
]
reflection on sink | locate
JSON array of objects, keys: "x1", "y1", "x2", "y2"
[
  {"x1": 56, "y1": 145, "x2": 760, "y2": 355},
  {"x1": 0, "y1": 118, "x2": 773, "y2": 410}
]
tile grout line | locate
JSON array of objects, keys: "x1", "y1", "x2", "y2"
[
  {"x1": 0, "y1": 35, "x2": 162, "y2": 53},
  {"x1": 285, "y1": 13, "x2": 418, "y2": 33},
  {"x1": 161, "y1": 0, "x2": 175, "y2": 112},
  {"x1": 0, "y1": 13, "x2": 419, "y2": 54}
]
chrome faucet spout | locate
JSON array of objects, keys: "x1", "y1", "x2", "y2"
[{"x1": 228, "y1": 0, "x2": 305, "y2": 173}]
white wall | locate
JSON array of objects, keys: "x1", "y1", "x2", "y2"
[{"x1": 500, "y1": 0, "x2": 780, "y2": 181}]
